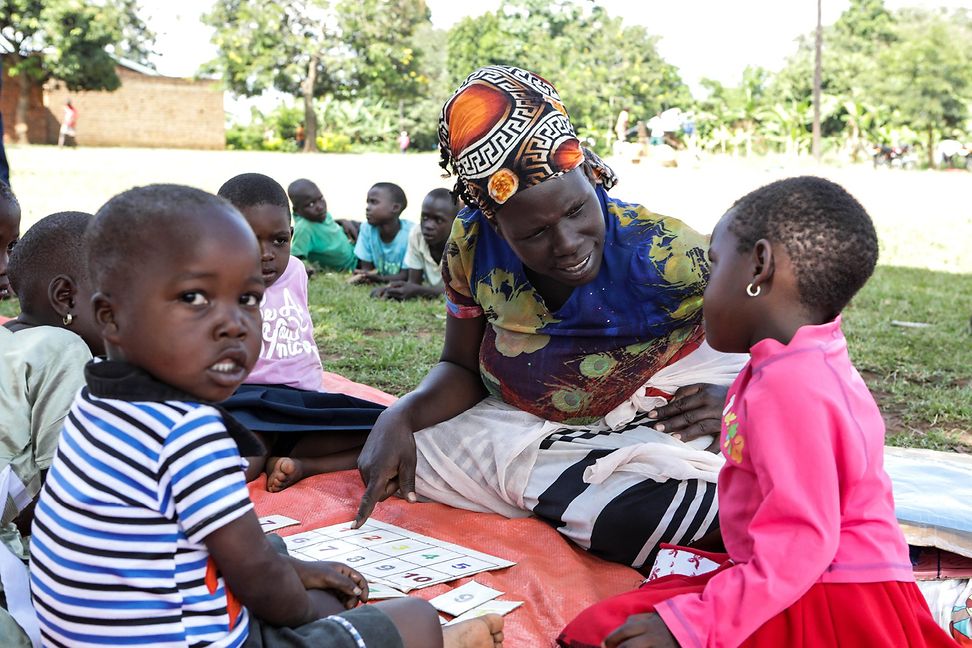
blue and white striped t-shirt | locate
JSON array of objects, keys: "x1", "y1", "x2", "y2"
[{"x1": 29, "y1": 389, "x2": 254, "y2": 647}]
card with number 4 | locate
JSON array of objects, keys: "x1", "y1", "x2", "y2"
[{"x1": 429, "y1": 581, "x2": 502, "y2": 617}]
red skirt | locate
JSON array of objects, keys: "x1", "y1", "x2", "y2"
[{"x1": 559, "y1": 553, "x2": 957, "y2": 648}]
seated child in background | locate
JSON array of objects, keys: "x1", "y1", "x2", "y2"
[
  {"x1": 559, "y1": 177, "x2": 955, "y2": 648},
  {"x1": 29, "y1": 184, "x2": 503, "y2": 648},
  {"x1": 218, "y1": 173, "x2": 384, "y2": 492},
  {"x1": 352, "y1": 182, "x2": 413, "y2": 284},
  {"x1": 373, "y1": 188, "x2": 458, "y2": 301},
  {"x1": 0, "y1": 181, "x2": 20, "y2": 301},
  {"x1": 1, "y1": 210, "x2": 105, "y2": 647},
  {"x1": 288, "y1": 178, "x2": 359, "y2": 272}
]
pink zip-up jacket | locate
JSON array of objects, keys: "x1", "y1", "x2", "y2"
[{"x1": 657, "y1": 317, "x2": 914, "y2": 648}]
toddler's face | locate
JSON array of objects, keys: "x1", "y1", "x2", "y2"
[
  {"x1": 102, "y1": 208, "x2": 264, "y2": 402},
  {"x1": 702, "y1": 211, "x2": 754, "y2": 354},
  {"x1": 420, "y1": 196, "x2": 456, "y2": 246},
  {"x1": 0, "y1": 200, "x2": 22, "y2": 300},
  {"x1": 365, "y1": 187, "x2": 399, "y2": 225},
  {"x1": 240, "y1": 204, "x2": 292, "y2": 287}
]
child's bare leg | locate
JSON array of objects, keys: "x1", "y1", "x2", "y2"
[
  {"x1": 306, "y1": 588, "x2": 351, "y2": 618},
  {"x1": 265, "y1": 431, "x2": 369, "y2": 492},
  {"x1": 243, "y1": 432, "x2": 272, "y2": 482}
]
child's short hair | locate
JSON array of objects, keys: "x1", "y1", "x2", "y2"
[
  {"x1": 0, "y1": 180, "x2": 18, "y2": 207},
  {"x1": 87, "y1": 184, "x2": 235, "y2": 291},
  {"x1": 372, "y1": 182, "x2": 407, "y2": 213},
  {"x1": 8, "y1": 211, "x2": 92, "y2": 313},
  {"x1": 729, "y1": 176, "x2": 878, "y2": 316},
  {"x1": 217, "y1": 173, "x2": 289, "y2": 211},
  {"x1": 425, "y1": 187, "x2": 455, "y2": 205}
]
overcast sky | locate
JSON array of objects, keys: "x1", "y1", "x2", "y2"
[{"x1": 141, "y1": 0, "x2": 972, "y2": 92}]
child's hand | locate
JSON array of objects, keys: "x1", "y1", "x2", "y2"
[
  {"x1": 291, "y1": 558, "x2": 369, "y2": 608},
  {"x1": 383, "y1": 281, "x2": 420, "y2": 301},
  {"x1": 603, "y1": 613, "x2": 678, "y2": 648}
]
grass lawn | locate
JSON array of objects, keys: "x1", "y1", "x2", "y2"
[{"x1": 304, "y1": 266, "x2": 972, "y2": 453}]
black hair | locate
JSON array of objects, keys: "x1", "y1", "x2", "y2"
[
  {"x1": 424, "y1": 187, "x2": 456, "y2": 205},
  {"x1": 87, "y1": 184, "x2": 237, "y2": 291},
  {"x1": 728, "y1": 176, "x2": 878, "y2": 317},
  {"x1": 217, "y1": 173, "x2": 289, "y2": 211},
  {"x1": 0, "y1": 180, "x2": 19, "y2": 208},
  {"x1": 8, "y1": 211, "x2": 91, "y2": 313},
  {"x1": 371, "y1": 182, "x2": 407, "y2": 214}
]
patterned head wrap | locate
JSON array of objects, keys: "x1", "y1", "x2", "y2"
[{"x1": 438, "y1": 65, "x2": 617, "y2": 219}]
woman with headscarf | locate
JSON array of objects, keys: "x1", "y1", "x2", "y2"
[{"x1": 355, "y1": 66, "x2": 747, "y2": 567}]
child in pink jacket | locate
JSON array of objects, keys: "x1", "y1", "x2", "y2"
[{"x1": 559, "y1": 177, "x2": 956, "y2": 648}]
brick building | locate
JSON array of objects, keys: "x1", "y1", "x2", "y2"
[{"x1": 1, "y1": 57, "x2": 225, "y2": 149}]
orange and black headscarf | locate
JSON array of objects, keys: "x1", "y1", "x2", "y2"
[{"x1": 438, "y1": 65, "x2": 617, "y2": 219}]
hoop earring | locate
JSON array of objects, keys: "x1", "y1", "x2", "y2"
[
  {"x1": 63, "y1": 313, "x2": 73, "y2": 326},
  {"x1": 746, "y1": 283, "x2": 761, "y2": 297}
]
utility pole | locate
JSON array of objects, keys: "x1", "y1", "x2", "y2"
[{"x1": 812, "y1": 0, "x2": 823, "y2": 161}]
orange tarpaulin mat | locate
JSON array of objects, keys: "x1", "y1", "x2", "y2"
[{"x1": 248, "y1": 471, "x2": 643, "y2": 646}]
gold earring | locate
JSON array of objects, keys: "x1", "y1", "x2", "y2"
[
  {"x1": 746, "y1": 283, "x2": 761, "y2": 297},
  {"x1": 63, "y1": 313, "x2": 73, "y2": 326}
]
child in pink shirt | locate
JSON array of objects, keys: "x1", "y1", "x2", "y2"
[
  {"x1": 217, "y1": 174, "x2": 384, "y2": 492},
  {"x1": 560, "y1": 177, "x2": 956, "y2": 648}
]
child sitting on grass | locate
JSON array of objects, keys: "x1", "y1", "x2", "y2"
[
  {"x1": 559, "y1": 177, "x2": 955, "y2": 648},
  {"x1": 0, "y1": 182, "x2": 20, "y2": 301},
  {"x1": 29, "y1": 184, "x2": 503, "y2": 648},
  {"x1": 373, "y1": 188, "x2": 457, "y2": 301},
  {"x1": 1, "y1": 209, "x2": 105, "y2": 647},
  {"x1": 289, "y1": 178, "x2": 359, "y2": 272},
  {"x1": 352, "y1": 182, "x2": 413, "y2": 284},
  {"x1": 218, "y1": 173, "x2": 385, "y2": 492}
]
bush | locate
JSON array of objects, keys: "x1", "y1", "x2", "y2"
[{"x1": 317, "y1": 132, "x2": 352, "y2": 153}]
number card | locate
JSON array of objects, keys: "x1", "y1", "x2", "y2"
[
  {"x1": 258, "y1": 514, "x2": 300, "y2": 533},
  {"x1": 429, "y1": 581, "x2": 502, "y2": 617},
  {"x1": 365, "y1": 582, "x2": 407, "y2": 600}
]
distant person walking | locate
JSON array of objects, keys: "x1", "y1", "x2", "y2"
[
  {"x1": 57, "y1": 100, "x2": 78, "y2": 148},
  {"x1": 398, "y1": 130, "x2": 410, "y2": 154}
]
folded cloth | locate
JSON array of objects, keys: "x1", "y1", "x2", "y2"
[{"x1": 582, "y1": 431, "x2": 724, "y2": 485}]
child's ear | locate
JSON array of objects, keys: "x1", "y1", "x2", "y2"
[
  {"x1": 93, "y1": 292, "x2": 121, "y2": 344},
  {"x1": 47, "y1": 274, "x2": 77, "y2": 318},
  {"x1": 750, "y1": 239, "x2": 776, "y2": 291}
]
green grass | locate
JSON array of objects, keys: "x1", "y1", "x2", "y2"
[
  {"x1": 305, "y1": 266, "x2": 972, "y2": 453},
  {"x1": 3, "y1": 264, "x2": 968, "y2": 451}
]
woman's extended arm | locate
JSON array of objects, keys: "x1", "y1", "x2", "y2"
[{"x1": 354, "y1": 314, "x2": 487, "y2": 526}]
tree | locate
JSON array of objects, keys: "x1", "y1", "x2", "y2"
[
  {"x1": 203, "y1": 0, "x2": 336, "y2": 152},
  {"x1": 0, "y1": 0, "x2": 154, "y2": 142},
  {"x1": 879, "y1": 8, "x2": 972, "y2": 167},
  {"x1": 445, "y1": 0, "x2": 690, "y2": 152},
  {"x1": 335, "y1": 0, "x2": 430, "y2": 110}
]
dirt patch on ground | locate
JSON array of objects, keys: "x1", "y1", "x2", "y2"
[{"x1": 860, "y1": 371, "x2": 972, "y2": 453}]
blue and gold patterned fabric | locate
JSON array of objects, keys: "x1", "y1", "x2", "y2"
[{"x1": 443, "y1": 186, "x2": 709, "y2": 424}]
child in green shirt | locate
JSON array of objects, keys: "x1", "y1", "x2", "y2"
[{"x1": 287, "y1": 178, "x2": 359, "y2": 272}]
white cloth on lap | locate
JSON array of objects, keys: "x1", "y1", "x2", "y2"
[{"x1": 415, "y1": 341, "x2": 746, "y2": 515}]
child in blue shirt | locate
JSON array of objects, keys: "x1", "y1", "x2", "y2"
[
  {"x1": 29, "y1": 184, "x2": 502, "y2": 648},
  {"x1": 352, "y1": 182, "x2": 413, "y2": 284}
]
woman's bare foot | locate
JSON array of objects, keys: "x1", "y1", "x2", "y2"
[
  {"x1": 442, "y1": 614, "x2": 504, "y2": 648},
  {"x1": 266, "y1": 456, "x2": 305, "y2": 492}
]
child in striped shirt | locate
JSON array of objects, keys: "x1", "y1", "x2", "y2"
[{"x1": 29, "y1": 185, "x2": 502, "y2": 648}]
